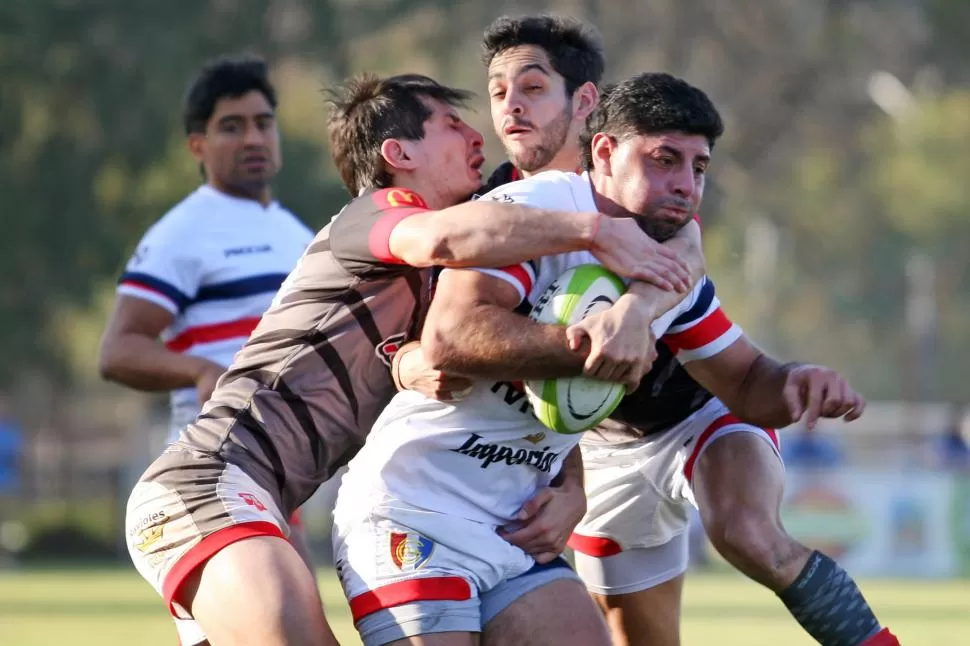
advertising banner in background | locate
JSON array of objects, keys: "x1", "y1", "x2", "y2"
[{"x1": 779, "y1": 469, "x2": 964, "y2": 578}]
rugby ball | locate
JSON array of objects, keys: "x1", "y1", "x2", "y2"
[{"x1": 525, "y1": 264, "x2": 627, "y2": 434}]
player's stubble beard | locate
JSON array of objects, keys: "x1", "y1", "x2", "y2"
[
  {"x1": 228, "y1": 157, "x2": 276, "y2": 202},
  {"x1": 637, "y1": 200, "x2": 694, "y2": 242},
  {"x1": 505, "y1": 103, "x2": 573, "y2": 173}
]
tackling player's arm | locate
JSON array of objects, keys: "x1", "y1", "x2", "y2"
[
  {"x1": 388, "y1": 200, "x2": 691, "y2": 291},
  {"x1": 98, "y1": 296, "x2": 223, "y2": 395},
  {"x1": 681, "y1": 335, "x2": 866, "y2": 430},
  {"x1": 624, "y1": 219, "x2": 705, "y2": 314}
]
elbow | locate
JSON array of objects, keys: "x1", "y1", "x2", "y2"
[
  {"x1": 729, "y1": 396, "x2": 796, "y2": 430},
  {"x1": 394, "y1": 231, "x2": 455, "y2": 268},
  {"x1": 421, "y1": 232, "x2": 459, "y2": 267},
  {"x1": 421, "y1": 312, "x2": 464, "y2": 371},
  {"x1": 97, "y1": 342, "x2": 123, "y2": 382},
  {"x1": 421, "y1": 330, "x2": 453, "y2": 372}
]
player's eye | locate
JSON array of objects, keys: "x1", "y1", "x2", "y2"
[{"x1": 489, "y1": 89, "x2": 506, "y2": 100}]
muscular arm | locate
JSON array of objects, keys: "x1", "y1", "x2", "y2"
[
  {"x1": 97, "y1": 296, "x2": 220, "y2": 391},
  {"x1": 422, "y1": 269, "x2": 588, "y2": 379},
  {"x1": 388, "y1": 201, "x2": 598, "y2": 268},
  {"x1": 388, "y1": 200, "x2": 690, "y2": 291},
  {"x1": 682, "y1": 335, "x2": 799, "y2": 428}
]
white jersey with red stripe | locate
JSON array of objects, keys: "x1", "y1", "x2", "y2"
[
  {"x1": 335, "y1": 171, "x2": 738, "y2": 528},
  {"x1": 116, "y1": 185, "x2": 312, "y2": 419}
]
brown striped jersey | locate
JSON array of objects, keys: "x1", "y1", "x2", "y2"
[{"x1": 178, "y1": 187, "x2": 436, "y2": 513}]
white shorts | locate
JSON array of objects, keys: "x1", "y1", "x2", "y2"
[
  {"x1": 127, "y1": 456, "x2": 293, "y2": 646},
  {"x1": 333, "y1": 501, "x2": 580, "y2": 646},
  {"x1": 569, "y1": 397, "x2": 781, "y2": 594}
]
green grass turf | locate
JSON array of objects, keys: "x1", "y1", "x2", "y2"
[{"x1": 0, "y1": 566, "x2": 966, "y2": 645}]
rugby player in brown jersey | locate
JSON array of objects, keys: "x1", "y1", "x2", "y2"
[{"x1": 123, "y1": 71, "x2": 697, "y2": 646}]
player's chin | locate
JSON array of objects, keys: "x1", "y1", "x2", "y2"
[{"x1": 463, "y1": 166, "x2": 483, "y2": 189}]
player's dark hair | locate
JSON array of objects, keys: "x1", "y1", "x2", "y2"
[
  {"x1": 481, "y1": 14, "x2": 605, "y2": 96},
  {"x1": 326, "y1": 73, "x2": 474, "y2": 196},
  {"x1": 580, "y1": 73, "x2": 724, "y2": 169},
  {"x1": 183, "y1": 55, "x2": 277, "y2": 135}
]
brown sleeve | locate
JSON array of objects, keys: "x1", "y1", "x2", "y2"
[{"x1": 329, "y1": 187, "x2": 431, "y2": 278}]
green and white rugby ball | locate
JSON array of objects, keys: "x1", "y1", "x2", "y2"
[{"x1": 525, "y1": 264, "x2": 627, "y2": 434}]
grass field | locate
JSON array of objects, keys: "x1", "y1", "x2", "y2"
[{"x1": 1, "y1": 566, "x2": 967, "y2": 645}]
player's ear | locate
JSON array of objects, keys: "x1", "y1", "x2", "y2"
[
  {"x1": 381, "y1": 138, "x2": 418, "y2": 172},
  {"x1": 590, "y1": 132, "x2": 616, "y2": 176},
  {"x1": 572, "y1": 82, "x2": 599, "y2": 121},
  {"x1": 186, "y1": 132, "x2": 205, "y2": 163}
]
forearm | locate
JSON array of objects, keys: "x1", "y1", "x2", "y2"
[
  {"x1": 393, "y1": 201, "x2": 598, "y2": 268},
  {"x1": 732, "y1": 354, "x2": 802, "y2": 428},
  {"x1": 626, "y1": 219, "x2": 705, "y2": 316},
  {"x1": 99, "y1": 336, "x2": 213, "y2": 391},
  {"x1": 425, "y1": 303, "x2": 587, "y2": 379},
  {"x1": 551, "y1": 445, "x2": 584, "y2": 488}
]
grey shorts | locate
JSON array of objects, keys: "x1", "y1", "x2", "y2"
[{"x1": 355, "y1": 558, "x2": 579, "y2": 646}]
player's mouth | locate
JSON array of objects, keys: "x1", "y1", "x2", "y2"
[
  {"x1": 655, "y1": 205, "x2": 692, "y2": 222},
  {"x1": 469, "y1": 153, "x2": 486, "y2": 174},
  {"x1": 503, "y1": 123, "x2": 533, "y2": 138},
  {"x1": 241, "y1": 154, "x2": 269, "y2": 170}
]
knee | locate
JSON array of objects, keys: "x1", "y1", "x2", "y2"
[{"x1": 705, "y1": 507, "x2": 794, "y2": 575}]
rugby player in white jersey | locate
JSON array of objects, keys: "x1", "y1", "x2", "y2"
[
  {"x1": 98, "y1": 56, "x2": 315, "y2": 646},
  {"x1": 394, "y1": 15, "x2": 900, "y2": 646}
]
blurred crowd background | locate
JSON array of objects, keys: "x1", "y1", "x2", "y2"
[{"x1": 0, "y1": 0, "x2": 968, "y2": 581}]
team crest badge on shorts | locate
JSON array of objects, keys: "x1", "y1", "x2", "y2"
[{"x1": 389, "y1": 531, "x2": 434, "y2": 571}]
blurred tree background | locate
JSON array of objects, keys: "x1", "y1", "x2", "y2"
[{"x1": 2, "y1": 0, "x2": 968, "y2": 406}]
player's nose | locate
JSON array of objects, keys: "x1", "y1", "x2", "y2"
[
  {"x1": 242, "y1": 122, "x2": 267, "y2": 147},
  {"x1": 466, "y1": 125, "x2": 484, "y2": 149},
  {"x1": 669, "y1": 166, "x2": 695, "y2": 198},
  {"x1": 502, "y1": 87, "x2": 526, "y2": 116}
]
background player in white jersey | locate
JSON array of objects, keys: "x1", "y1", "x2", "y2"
[
  {"x1": 98, "y1": 55, "x2": 315, "y2": 646},
  {"x1": 395, "y1": 15, "x2": 900, "y2": 646},
  {"x1": 122, "y1": 71, "x2": 692, "y2": 646}
]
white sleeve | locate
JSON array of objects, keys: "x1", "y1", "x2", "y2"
[
  {"x1": 441, "y1": 173, "x2": 580, "y2": 306},
  {"x1": 657, "y1": 277, "x2": 743, "y2": 363},
  {"x1": 116, "y1": 222, "x2": 202, "y2": 315}
]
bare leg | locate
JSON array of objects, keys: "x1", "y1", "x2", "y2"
[
  {"x1": 691, "y1": 433, "x2": 808, "y2": 590},
  {"x1": 693, "y1": 432, "x2": 890, "y2": 645},
  {"x1": 591, "y1": 573, "x2": 683, "y2": 646},
  {"x1": 288, "y1": 519, "x2": 316, "y2": 576},
  {"x1": 180, "y1": 535, "x2": 338, "y2": 646},
  {"x1": 385, "y1": 634, "x2": 479, "y2": 646},
  {"x1": 483, "y1": 579, "x2": 610, "y2": 646}
]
